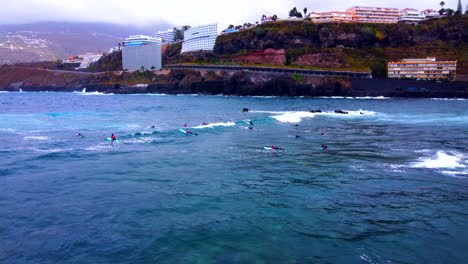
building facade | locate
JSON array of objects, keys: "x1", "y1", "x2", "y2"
[
  {"x1": 122, "y1": 35, "x2": 162, "y2": 71},
  {"x1": 421, "y1": 9, "x2": 439, "y2": 19},
  {"x1": 399, "y1": 8, "x2": 426, "y2": 23},
  {"x1": 155, "y1": 29, "x2": 176, "y2": 44},
  {"x1": 309, "y1": 11, "x2": 353, "y2": 23},
  {"x1": 387, "y1": 57, "x2": 457, "y2": 80},
  {"x1": 181, "y1": 24, "x2": 218, "y2": 53},
  {"x1": 347, "y1": 6, "x2": 399, "y2": 23}
]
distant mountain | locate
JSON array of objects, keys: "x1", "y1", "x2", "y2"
[{"x1": 0, "y1": 21, "x2": 172, "y2": 64}]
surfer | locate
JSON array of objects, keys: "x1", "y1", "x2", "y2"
[
  {"x1": 202, "y1": 122, "x2": 208, "y2": 125},
  {"x1": 77, "y1": 133, "x2": 83, "y2": 136},
  {"x1": 185, "y1": 130, "x2": 198, "y2": 135},
  {"x1": 150, "y1": 125, "x2": 155, "y2": 128},
  {"x1": 184, "y1": 123, "x2": 188, "y2": 127},
  {"x1": 248, "y1": 121, "x2": 254, "y2": 125},
  {"x1": 321, "y1": 144, "x2": 328, "y2": 150},
  {"x1": 295, "y1": 134, "x2": 300, "y2": 138},
  {"x1": 271, "y1": 146, "x2": 284, "y2": 150},
  {"x1": 111, "y1": 134, "x2": 117, "y2": 141}
]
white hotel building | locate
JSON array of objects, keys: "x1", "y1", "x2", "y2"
[
  {"x1": 181, "y1": 24, "x2": 218, "y2": 53},
  {"x1": 155, "y1": 29, "x2": 176, "y2": 44},
  {"x1": 122, "y1": 35, "x2": 162, "y2": 71}
]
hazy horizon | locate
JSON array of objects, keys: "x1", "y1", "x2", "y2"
[{"x1": 0, "y1": 0, "x2": 460, "y2": 29}]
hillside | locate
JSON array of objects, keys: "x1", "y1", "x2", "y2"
[
  {"x1": 166, "y1": 16, "x2": 468, "y2": 78},
  {"x1": 0, "y1": 22, "x2": 170, "y2": 64}
]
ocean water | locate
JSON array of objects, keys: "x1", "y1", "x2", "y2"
[{"x1": 0, "y1": 92, "x2": 467, "y2": 264}]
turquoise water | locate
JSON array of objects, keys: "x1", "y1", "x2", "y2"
[{"x1": 0, "y1": 92, "x2": 467, "y2": 264}]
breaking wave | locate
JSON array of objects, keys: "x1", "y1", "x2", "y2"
[{"x1": 192, "y1": 122, "x2": 236, "y2": 129}]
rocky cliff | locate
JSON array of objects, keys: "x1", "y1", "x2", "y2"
[
  {"x1": 1, "y1": 66, "x2": 466, "y2": 98},
  {"x1": 165, "y1": 16, "x2": 468, "y2": 78}
]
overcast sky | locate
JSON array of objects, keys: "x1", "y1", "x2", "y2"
[{"x1": 0, "y1": 0, "x2": 461, "y2": 28}]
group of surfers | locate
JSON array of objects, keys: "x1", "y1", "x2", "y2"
[{"x1": 76, "y1": 120, "x2": 328, "y2": 150}]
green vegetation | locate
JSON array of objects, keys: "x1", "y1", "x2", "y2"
[
  {"x1": 210, "y1": 16, "x2": 468, "y2": 77},
  {"x1": 289, "y1": 7, "x2": 303, "y2": 18},
  {"x1": 87, "y1": 50, "x2": 122, "y2": 72}
]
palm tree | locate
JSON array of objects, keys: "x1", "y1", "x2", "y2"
[{"x1": 439, "y1": 1, "x2": 446, "y2": 15}]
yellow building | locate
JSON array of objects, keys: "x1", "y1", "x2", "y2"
[
  {"x1": 309, "y1": 11, "x2": 353, "y2": 23},
  {"x1": 387, "y1": 58, "x2": 457, "y2": 80},
  {"x1": 347, "y1": 6, "x2": 399, "y2": 23}
]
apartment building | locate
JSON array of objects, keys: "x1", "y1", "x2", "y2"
[
  {"x1": 347, "y1": 6, "x2": 399, "y2": 23},
  {"x1": 309, "y1": 11, "x2": 353, "y2": 23},
  {"x1": 181, "y1": 24, "x2": 218, "y2": 53},
  {"x1": 421, "y1": 9, "x2": 439, "y2": 19},
  {"x1": 399, "y1": 8, "x2": 426, "y2": 23},
  {"x1": 387, "y1": 57, "x2": 457, "y2": 80},
  {"x1": 122, "y1": 35, "x2": 162, "y2": 71},
  {"x1": 155, "y1": 29, "x2": 176, "y2": 44}
]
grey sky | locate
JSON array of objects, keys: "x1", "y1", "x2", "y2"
[{"x1": 0, "y1": 0, "x2": 460, "y2": 28}]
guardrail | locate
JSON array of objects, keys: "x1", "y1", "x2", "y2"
[{"x1": 167, "y1": 64, "x2": 372, "y2": 79}]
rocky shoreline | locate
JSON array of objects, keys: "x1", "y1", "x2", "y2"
[{"x1": 0, "y1": 66, "x2": 466, "y2": 98}]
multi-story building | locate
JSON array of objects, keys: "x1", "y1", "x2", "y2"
[
  {"x1": 309, "y1": 11, "x2": 353, "y2": 23},
  {"x1": 181, "y1": 24, "x2": 218, "y2": 53},
  {"x1": 387, "y1": 57, "x2": 457, "y2": 80},
  {"x1": 155, "y1": 29, "x2": 176, "y2": 44},
  {"x1": 421, "y1": 9, "x2": 439, "y2": 19},
  {"x1": 122, "y1": 35, "x2": 162, "y2": 71},
  {"x1": 347, "y1": 6, "x2": 399, "y2": 23},
  {"x1": 78, "y1": 53, "x2": 103, "y2": 69},
  {"x1": 399, "y1": 8, "x2": 426, "y2": 23}
]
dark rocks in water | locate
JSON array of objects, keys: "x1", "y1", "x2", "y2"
[
  {"x1": 310, "y1": 110, "x2": 322, "y2": 113},
  {"x1": 242, "y1": 108, "x2": 250, "y2": 112},
  {"x1": 335, "y1": 110, "x2": 348, "y2": 114}
]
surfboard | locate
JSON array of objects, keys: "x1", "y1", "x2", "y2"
[
  {"x1": 180, "y1": 129, "x2": 196, "y2": 135},
  {"x1": 264, "y1": 147, "x2": 284, "y2": 150},
  {"x1": 106, "y1": 137, "x2": 119, "y2": 142}
]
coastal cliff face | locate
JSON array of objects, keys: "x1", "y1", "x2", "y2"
[
  {"x1": 1, "y1": 66, "x2": 466, "y2": 98},
  {"x1": 164, "y1": 17, "x2": 467, "y2": 78}
]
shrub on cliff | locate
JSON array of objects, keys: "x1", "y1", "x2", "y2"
[{"x1": 87, "y1": 51, "x2": 122, "y2": 72}]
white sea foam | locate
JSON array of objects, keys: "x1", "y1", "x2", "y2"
[
  {"x1": 430, "y1": 98, "x2": 467, "y2": 101},
  {"x1": 192, "y1": 122, "x2": 236, "y2": 129},
  {"x1": 317, "y1": 96, "x2": 390, "y2": 100},
  {"x1": 317, "y1": 109, "x2": 377, "y2": 117},
  {"x1": 122, "y1": 137, "x2": 159, "y2": 144},
  {"x1": 411, "y1": 151, "x2": 466, "y2": 169},
  {"x1": 24, "y1": 136, "x2": 48, "y2": 140},
  {"x1": 270, "y1": 109, "x2": 377, "y2": 123},
  {"x1": 272, "y1": 111, "x2": 316, "y2": 123},
  {"x1": 0, "y1": 91, "x2": 10, "y2": 93},
  {"x1": 0, "y1": 128, "x2": 15, "y2": 132},
  {"x1": 78, "y1": 91, "x2": 114, "y2": 95}
]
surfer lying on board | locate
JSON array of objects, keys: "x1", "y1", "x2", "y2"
[
  {"x1": 185, "y1": 130, "x2": 198, "y2": 135},
  {"x1": 321, "y1": 144, "x2": 328, "y2": 150},
  {"x1": 295, "y1": 134, "x2": 301, "y2": 138},
  {"x1": 202, "y1": 122, "x2": 208, "y2": 125},
  {"x1": 271, "y1": 145, "x2": 284, "y2": 150},
  {"x1": 77, "y1": 133, "x2": 83, "y2": 136}
]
